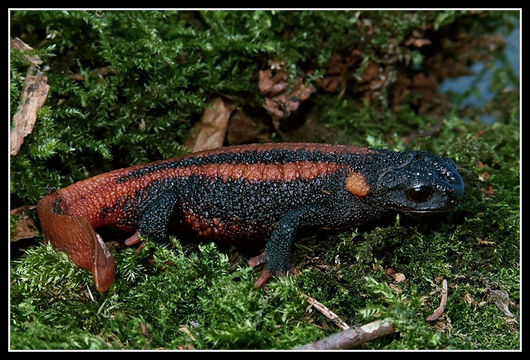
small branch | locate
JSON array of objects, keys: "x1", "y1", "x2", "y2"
[
  {"x1": 426, "y1": 279, "x2": 448, "y2": 322},
  {"x1": 303, "y1": 294, "x2": 350, "y2": 330},
  {"x1": 297, "y1": 319, "x2": 395, "y2": 350}
]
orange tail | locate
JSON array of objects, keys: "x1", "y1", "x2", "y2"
[{"x1": 37, "y1": 193, "x2": 115, "y2": 292}]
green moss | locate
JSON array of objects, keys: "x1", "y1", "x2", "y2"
[
  {"x1": 9, "y1": 9, "x2": 469, "y2": 204},
  {"x1": 11, "y1": 240, "x2": 323, "y2": 349},
  {"x1": 11, "y1": 10, "x2": 519, "y2": 349}
]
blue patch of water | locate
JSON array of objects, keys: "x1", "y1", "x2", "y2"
[{"x1": 439, "y1": 25, "x2": 519, "y2": 123}]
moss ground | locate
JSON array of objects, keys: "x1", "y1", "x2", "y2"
[{"x1": 10, "y1": 10, "x2": 519, "y2": 350}]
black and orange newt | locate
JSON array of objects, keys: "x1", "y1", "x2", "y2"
[{"x1": 37, "y1": 143, "x2": 465, "y2": 292}]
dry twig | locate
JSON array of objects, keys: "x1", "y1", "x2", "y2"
[
  {"x1": 303, "y1": 294, "x2": 350, "y2": 330},
  {"x1": 297, "y1": 319, "x2": 395, "y2": 350}
]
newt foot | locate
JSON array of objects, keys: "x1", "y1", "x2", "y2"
[
  {"x1": 124, "y1": 231, "x2": 142, "y2": 246},
  {"x1": 248, "y1": 251, "x2": 291, "y2": 288}
]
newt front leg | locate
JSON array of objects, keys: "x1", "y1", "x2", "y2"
[{"x1": 250, "y1": 200, "x2": 358, "y2": 288}]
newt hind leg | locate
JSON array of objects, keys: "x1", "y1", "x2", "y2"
[
  {"x1": 137, "y1": 188, "x2": 180, "y2": 246},
  {"x1": 249, "y1": 200, "x2": 350, "y2": 288},
  {"x1": 248, "y1": 204, "x2": 320, "y2": 288}
]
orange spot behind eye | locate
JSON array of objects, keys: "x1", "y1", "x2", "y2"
[{"x1": 345, "y1": 172, "x2": 370, "y2": 197}]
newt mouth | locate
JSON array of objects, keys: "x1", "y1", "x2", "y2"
[
  {"x1": 400, "y1": 199, "x2": 460, "y2": 216},
  {"x1": 403, "y1": 207, "x2": 457, "y2": 216}
]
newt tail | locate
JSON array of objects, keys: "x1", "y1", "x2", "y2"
[{"x1": 37, "y1": 193, "x2": 116, "y2": 291}]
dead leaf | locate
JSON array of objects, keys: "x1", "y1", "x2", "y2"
[
  {"x1": 10, "y1": 205, "x2": 39, "y2": 242},
  {"x1": 363, "y1": 62, "x2": 380, "y2": 83},
  {"x1": 393, "y1": 273, "x2": 406, "y2": 283},
  {"x1": 316, "y1": 76, "x2": 341, "y2": 93},
  {"x1": 316, "y1": 50, "x2": 362, "y2": 96},
  {"x1": 10, "y1": 78, "x2": 47, "y2": 153},
  {"x1": 391, "y1": 70, "x2": 449, "y2": 117},
  {"x1": 476, "y1": 237, "x2": 496, "y2": 245},
  {"x1": 264, "y1": 96, "x2": 286, "y2": 118},
  {"x1": 478, "y1": 172, "x2": 490, "y2": 181},
  {"x1": 258, "y1": 68, "x2": 315, "y2": 127},
  {"x1": 10, "y1": 37, "x2": 43, "y2": 65},
  {"x1": 412, "y1": 73, "x2": 438, "y2": 91},
  {"x1": 384, "y1": 268, "x2": 405, "y2": 283},
  {"x1": 227, "y1": 109, "x2": 258, "y2": 144},
  {"x1": 185, "y1": 97, "x2": 235, "y2": 152},
  {"x1": 481, "y1": 185, "x2": 495, "y2": 196},
  {"x1": 426, "y1": 279, "x2": 448, "y2": 322},
  {"x1": 389, "y1": 283, "x2": 403, "y2": 294},
  {"x1": 268, "y1": 58, "x2": 286, "y2": 71},
  {"x1": 259, "y1": 69, "x2": 288, "y2": 96},
  {"x1": 503, "y1": 317, "x2": 519, "y2": 334},
  {"x1": 178, "y1": 325, "x2": 196, "y2": 341},
  {"x1": 404, "y1": 30, "x2": 432, "y2": 48},
  {"x1": 432, "y1": 316, "x2": 453, "y2": 334},
  {"x1": 405, "y1": 38, "x2": 432, "y2": 48},
  {"x1": 140, "y1": 322, "x2": 149, "y2": 337},
  {"x1": 10, "y1": 39, "x2": 50, "y2": 156},
  {"x1": 68, "y1": 66, "x2": 115, "y2": 81},
  {"x1": 138, "y1": 118, "x2": 146, "y2": 131},
  {"x1": 489, "y1": 289, "x2": 515, "y2": 318},
  {"x1": 463, "y1": 292, "x2": 475, "y2": 306}
]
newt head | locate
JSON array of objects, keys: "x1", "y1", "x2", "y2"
[{"x1": 375, "y1": 151, "x2": 465, "y2": 217}]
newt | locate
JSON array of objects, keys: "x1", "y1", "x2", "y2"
[{"x1": 36, "y1": 142, "x2": 465, "y2": 292}]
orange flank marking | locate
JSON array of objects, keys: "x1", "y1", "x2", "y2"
[{"x1": 345, "y1": 171, "x2": 370, "y2": 197}]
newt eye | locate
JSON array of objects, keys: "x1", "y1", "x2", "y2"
[{"x1": 406, "y1": 185, "x2": 434, "y2": 203}]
